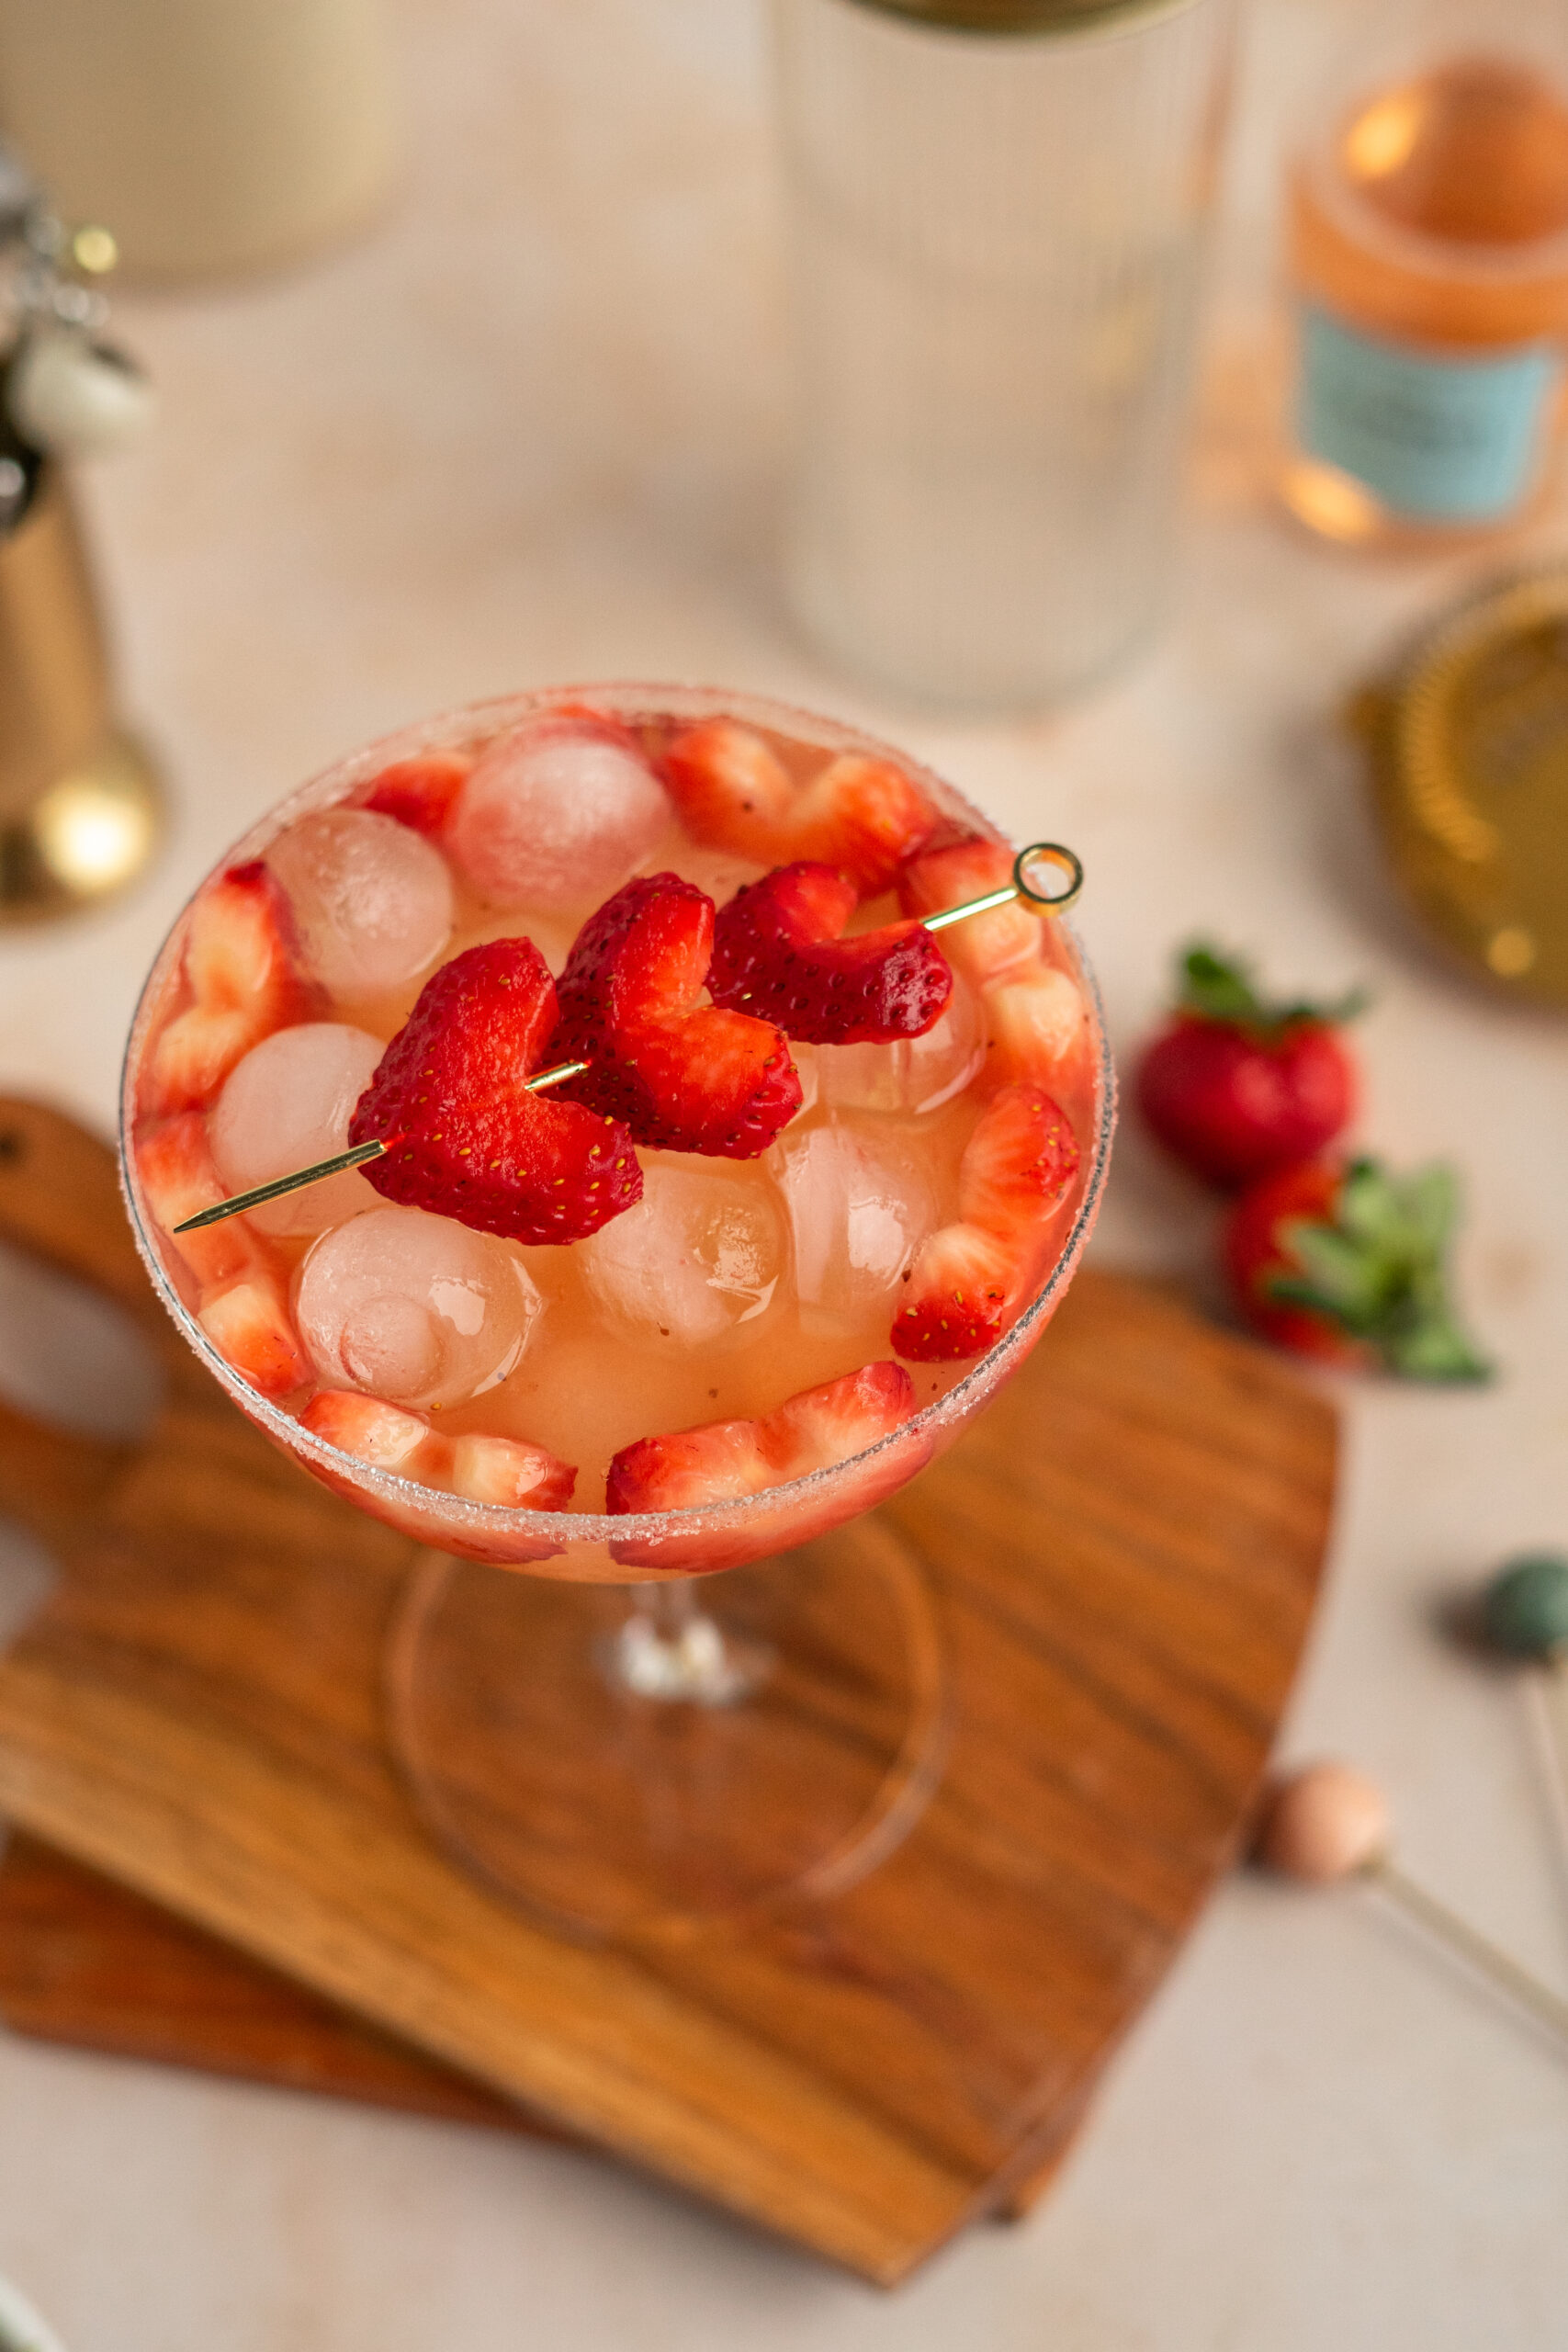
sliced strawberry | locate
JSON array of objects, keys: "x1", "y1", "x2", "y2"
[
  {"x1": 979, "y1": 965, "x2": 1089, "y2": 1091},
  {"x1": 198, "y1": 1270, "x2": 310, "y2": 1398},
  {"x1": 446, "y1": 1431, "x2": 577, "y2": 1511},
  {"x1": 300, "y1": 1389, "x2": 431, "y2": 1469},
  {"x1": 890, "y1": 1225, "x2": 1013, "y2": 1362},
  {"x1": 707, "y1": 861, "x2": 953, "y2": 1046},
  {"x1": 954, "y1": 1083, "x2": 1079, "y2": 1240},
  {"x1": 137, "y1": 1110, "x2": 308, "y2": 1393},
  {"x1": 765, "y1": 1359, "x2": 919, "y2": 1479},
  {"x1": 550, "y1": 874, "x2": 802, "y2": 1157},
  {"x1": 349, "y1": 936, "x2": 642, "y2": 1244},
  {"x1": 605, "y1": 1359, "x2": 916, "y2": 1514},
  {"x1": 665, "y1": 720, "x2": 936, "y2": 898},
  {"x1": 893, "y1": 1083, "x2": 1079, "y2": 1362},
  {"x1": 361, "y1": 751, "x2": 472, "y2": 836},
  {"x1": 143, "y1": 862, "x2": 312, "y2": 1118},
  {"x1": 136, "y1": 1111, "x2": 263, "y2": 1290},
  {"x1": 897, "y1": 838, "x2": 1040, "y2": 985},
  {"x1": 300, "y1": 1390, "x2": 576, "y2": 1508}
]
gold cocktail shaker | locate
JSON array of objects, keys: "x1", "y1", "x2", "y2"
[{"x1": 0, "y1": 461, "x2": 161, "y2": 921}]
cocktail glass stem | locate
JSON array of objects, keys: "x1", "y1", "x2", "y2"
[{"x1": 607, "y1": 1576, "x2": 771, "y2": 1706}]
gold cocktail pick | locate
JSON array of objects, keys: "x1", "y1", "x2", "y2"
[
  {"x1": 172, "y1": 1057, "x2": 591, "y2": 1234},
  {"x1": 172, "y1": 838, "x2": 1085, "y2": 1238},
  {"x1": 920, "y1": 841, "x2": 1084, "y2": 931}
]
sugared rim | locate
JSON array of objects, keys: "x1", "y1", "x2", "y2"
[{"x1": 119, "y1": 682, "x2": 1117, "y2": 1559}]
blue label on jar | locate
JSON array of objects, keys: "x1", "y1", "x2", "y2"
[{"x1": 1297, "y1": 304, "x2": 1562, "y2": 522}]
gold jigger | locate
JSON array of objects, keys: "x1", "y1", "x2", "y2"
[{"x1": 0, "y1": 460, "x2": 162, "y2": 922}]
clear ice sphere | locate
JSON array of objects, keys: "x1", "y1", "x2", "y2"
[
  {"x1": 294, "y1": 1205, "x2": 541, "y2": 1409},
  {"x1": 267, "y1": 808, "x2": 454, "y2": 996},
  {"x1": 576, "y1": 1159, "x2": 784, "y2": 1350},
  {"x1": 773, "y1": 1122, "x2": 938, "y2": 1336},
  {"x1": 448, "y1": 718, "x2": 671, "y2": 912},
  {"x1": 818, "y1": 974, "x2": 984, "y2": 1118},
  {"x1": 210, "y1": 1022, "x2": 387, "y2": 1236}
]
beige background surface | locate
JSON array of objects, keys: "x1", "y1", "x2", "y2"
[{"x1": 1, "y1": 1, "x2": 1566, "y2": 2344}]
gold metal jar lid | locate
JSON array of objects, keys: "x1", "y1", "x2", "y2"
[
  {"x1": 1353, "y1": 570, "x2": 1568, "y2": 1008},
  {"x1": 842, "y1": 0, "x2": 1201, "y2": 33}
]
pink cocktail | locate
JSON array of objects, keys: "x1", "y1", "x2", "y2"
[{"x1": 121, "y1": 686, "x2": 1113, "y2": 1935}]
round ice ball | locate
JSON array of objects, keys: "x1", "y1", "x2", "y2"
[
  {"x1": 818, "y1": 975, "x2": 984, "y2": 1119},
  {"x1": 210, "y1": 1023, "x2": 387, "y2": 1236},
  {"x1": 447, "y1": 716, "x2": 671, "y2": 912},
  {"x1": 576, "y1": 1160, "x2": 784, "y2": 1350},
  {"x1": 294, "y1": 1206, "x2": 541, "y2": 1409},
  {"x1": 773, "y1": 1122, "x2": 938, "y2": 1337},
  {"x1": 267, "y1": 808, "x2": 454, "y2": 996}
]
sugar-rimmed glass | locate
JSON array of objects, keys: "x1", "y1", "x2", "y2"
[{"x1": 120, "y1": 684, "x2": 1115, "y2": 1939}]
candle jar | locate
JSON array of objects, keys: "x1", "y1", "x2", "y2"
[
  {"x1": 773, "y1": 0, "x2": 1236, "y2": 711},
  {"x1": 1282, "y1": 13, "x2": 1568, "y2": 548},
  {"x1": 0, "y1": 0, "x2": 398, "y2": 282}
]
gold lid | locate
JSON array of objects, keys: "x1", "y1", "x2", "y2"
[
  {"x1": 842, "y1": 0, "x2": 1199, "y2": 33},
  {"x1": 1353, "y1": 570, "x2": 1568, "y2": 1008}
]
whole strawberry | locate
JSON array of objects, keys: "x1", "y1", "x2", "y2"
[
  {"x1": 1138, "y1": 944, "x2": 1361, "y2": 1190},
  {"x1": 1224, "y1": 1156, "x2": 1489, "y2": 1382}
]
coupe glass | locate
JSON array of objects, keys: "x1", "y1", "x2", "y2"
[{"x1": 120, "y1": 685, "x2": 1115, "y2": 1941}]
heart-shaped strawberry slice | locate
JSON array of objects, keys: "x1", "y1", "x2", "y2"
[
  {"x1": 708, "y1": 861, "x2": 953, "y2": 1046},
  {"x1": 550, "y1": 873, "x2": 802, "y2": 1157},
  {"x1": 348, "y1": 937, "x2": 642, "y2": 1244}
]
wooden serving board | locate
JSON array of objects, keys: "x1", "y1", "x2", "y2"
[
  {"x1": 0, "y1": 1834, "x2": 1081, "y2": 2220},
  {"x1": 0, "y1": 1097, "x2": 1336, "y2": 2283}
]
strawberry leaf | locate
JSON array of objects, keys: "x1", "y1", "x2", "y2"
[
  {"x1": 1263, "y1": 1156, "x2": 1490, "y2": 1384},
  {"x1": 1177, "y1": 943, "x2": 1367, "y2": 1036}
]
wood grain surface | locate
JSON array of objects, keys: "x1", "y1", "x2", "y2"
[{"x1": 0, "y1": 1096, "x2": 1336, "y2": 2282}]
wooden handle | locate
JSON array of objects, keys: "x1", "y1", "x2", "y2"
[{"x1": 0, "y1": 1096, "x2": 162, "y2": 1543}]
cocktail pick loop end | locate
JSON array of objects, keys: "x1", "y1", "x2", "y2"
[{"x1": 920, "y1": 841, "x2": 1084, "y2": 933}]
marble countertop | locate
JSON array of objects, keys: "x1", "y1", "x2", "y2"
[{"x1": 2, "y1": 1, "x2": 1566, "y2": 2344}]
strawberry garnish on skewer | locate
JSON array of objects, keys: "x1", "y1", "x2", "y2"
[
  {"x1": 348, "y1": 936, "x2": 642, "y2": 1245},
  {"x1": 893, "y1": 1082, "x2": 1079, "y2": 1362},
  {"x1": 665, "y1": 718, "x2": 937, "y2": 897},
  {"x1": 550, "y1": 873, "x2": 803, "y2": 1158},
  {"x1": 708, "y1": 861, "x2": 952, "y2": 1046}
]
